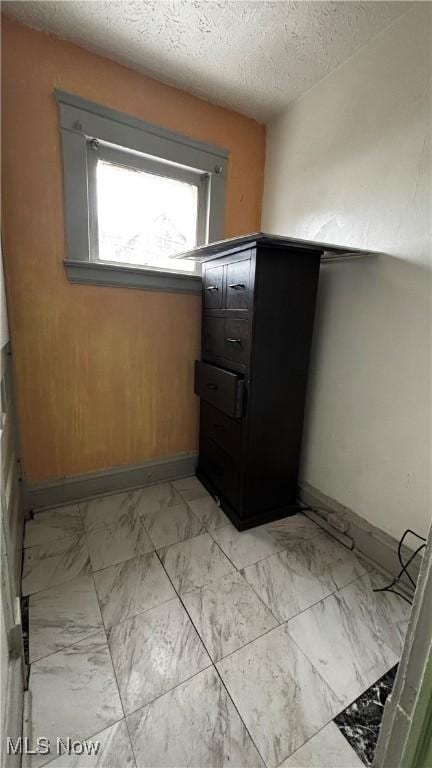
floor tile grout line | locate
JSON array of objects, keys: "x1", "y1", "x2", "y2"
[
  {"x1": 22, "y1": 557, "x2": 92, "y2": 599},
  {"x1": 28, "y1": 501, "x2": 240, "y2": 649},
  {"x1": 155, "y1": 523, "x2": 207, "y2": 552},
  {"x1": 28, "y1": 612, "x2": 107, "y2": 665},
  {"x1": 211, "y1": 665, "x2": 269, "y2": 768},
  {"x1": 84, "y1": 514, "x2": 155, "y2": 573},
  {"x1": 238, "y1": 572, "x2": 284, "y2": 626},
  {"x1": 200, "y1": 528, "x2": 284, "y2": 627},
  {"x1": 97, "y1": 593, "x2": 179, "y2": 632},
  {"x1": 280, "y1": 627, "x2": 351, "y2": 754},
  {"x1": 178, "y1": 491, "x2": 235, "y2": 540},
  {"x1": 285, "y1": 602, "x2": 381, "y2": 720},
  {"x1": 27, "y1": 500, "x2": 180, "y2": 761},
  {"x1": 90, "y1": 569, "x2": 128, "y2": 724},
  {"x1": 59, "y1": 718, "x2": 136, "y2": 768},
  {"x1": 37, "y1": 720, "x2": 129, "y2": 768},
  {"x1": 207, "y1": 534, "x2": 318, "y2": 605},
  {"x1": 178, "y1": 565, "x2": 277, "y2": 635},
  {"x1": 152, "y1": 512, "x2": 286, "y2": 664},
  {"x1": 89, "y1": 549, "x2": 154, "y2": 576},
  {"x1": 207, "y1": 524, "x2": 324, "y2": 572},
  {"x1": 273, "y1": 716, "x2": 355, "y2": 768},
  {"x1": 94, "y1": 559, "x2": 206, "y2": 765},
  {"x1": 123, "y1": 661, "x2": 215, "y2": 720},
  {"x1": 191, "y1": 566, "x2": 374, "y2": 668},
  {"x1": 28, "y1": 627, "x2": 103, "y2": 666},
  {"x1": 236, "y1": 540, "x2": 375, "y2": 630},
  {"x1": 23, "y1": 514, "x2": 85, "y2": 550},
  {"x1": 153, "y1": 546, "x2": 269, "y2": 768},
  {"x1": 283, "y1": 570, "x2": 406, "y2": 688},
  {"x1": 26, "y1": 614, "x2": 129, "y2": 768},
  {"x1": 276, "y1": 565, "x2": 401, "y2": 635},
  {"x1": 22, "y1": 529, "x2": 86, "y2": 555},
  {"x1": 207, "y1": 524, "x2": 289, "y2": 570},
  {"x1": 106, "y1": 534, "x2": 218, "y2": 720},
  {"x1": 158, "y1": 530, "x2": 236, "y2": 594},
  {"x1": 147, "y1": 521, "x2": 207, "y2": 554},
  {"x1": 135, "y1": 483, "x2": 208, "y2": 551},
  {"x1": 89, "y1": 548, "x2": 157, "y2": 577},
  {"x1": 215, "y1": 593, "x2": 338, "y2": 667},
  {"x1": 79, "y1": 491, "x2": 140, "y2": 530},
  {"x1": 175, "y1": 568, "x2": 286, "y2": 665},
  {"x1": 123, "y1": 707, "x2": 140, "y2": 768},
  {"x1": 82, "y1": 506, "x2": 143, "y2": 536},
  {"x1": 253, "y1": 559, "x2": 373, "y2": 633},
  {"x1": 174, "y1": 483, "x2": 212, "y2": 528}
]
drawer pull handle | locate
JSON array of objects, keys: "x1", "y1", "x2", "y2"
[
  {"x1": 205, "y1": 285, "x2": 219, "y2": 292},
  {"x1": 225, "y1": 338, "x2": 242, "y2": 345},
  {"x1": 207, "y1": 383, "x2": 218, "y2": 390},
  {"x1": 228, "y1": 282, "x2": 245, "y2": 289}
]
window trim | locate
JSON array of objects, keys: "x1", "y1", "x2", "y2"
[{"x1": 55, "y1": 90, "x2": 229, "y2": 294}]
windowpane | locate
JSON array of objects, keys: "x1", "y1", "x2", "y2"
[{"x1": 96, "y1": 160, "x2": 199, "y2": 272}]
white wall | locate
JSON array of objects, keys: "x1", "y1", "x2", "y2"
[{"x1": 262, "y1": 5, "x2": 431, "y2": 541}]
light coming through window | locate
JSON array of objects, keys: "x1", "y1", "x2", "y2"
[{"x1": 96, "y1": 160, "x2": 199, "y2": 273}]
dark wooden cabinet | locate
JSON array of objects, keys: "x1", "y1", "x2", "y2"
[{"x1": 185, "y1": 233, "x2": 368, "y2": 530}]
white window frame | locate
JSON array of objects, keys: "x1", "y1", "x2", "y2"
[{"x1": 56, "y1": 90, "x2": 228, "y2": 294}]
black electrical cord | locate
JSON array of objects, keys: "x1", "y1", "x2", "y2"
[
  {"x1": 371, "y1": 587, "x2": 413, "y2": 606},
  {"x1": 372, "y1": 529, "x2": 426, "y2": 605},
  {"x1": 297, "y1": 502, "x2": 426, "y2": 606},
  {"x1": 397, "y1": 529, "x2": 427, "y2": 587}
]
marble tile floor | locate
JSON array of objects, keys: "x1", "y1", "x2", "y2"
[{"x1": 24, "y1": 477, "x2": 411, "y2": 767}]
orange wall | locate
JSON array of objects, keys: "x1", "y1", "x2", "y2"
[{"x1": 1, "y1": 18, "x2": 265, "y2": 485}]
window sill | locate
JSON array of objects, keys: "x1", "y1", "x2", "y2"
[{"x1": 64, "y1": 260, "x2": 202, "y2": 295}]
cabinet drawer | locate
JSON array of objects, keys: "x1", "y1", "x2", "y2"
[
  {"x1": 199, "y1": 437, "x2": 238, "y2": 508},
  {"x1": 203, "y1": 317, "x2": 250, "y2": 368},
  {"x1": 222, "y1": 319, "x2": 249, "y2": 366},
  {"x1": 202, "y1": 317, "x2": 225, "y2": 361},
  {"x1": 200, "y1": 401, "x2": 242, "y2": 459},
  {"x1": 226, "y1": 258, "x2": 251, "y2": 310},
  {"x1": 194, "y1": 361, "x2": 244, "y2": 418},
  {"x1": 203, "y1": 264, "x2": 224, "y2": 309}
]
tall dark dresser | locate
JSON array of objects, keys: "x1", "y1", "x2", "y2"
[{"x1": 185, "y1": 233, "x2": 366, "y2": 530}]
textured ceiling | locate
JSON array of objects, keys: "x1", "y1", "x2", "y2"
[{"x1": 3, "y1": 1, "x2": 412, "y2": 121}]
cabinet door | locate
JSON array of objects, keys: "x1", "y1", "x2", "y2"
[
  {"x1": 203, "y1": 264, "x2": 224, "y2": 309},
  {"x1": 226, "y1": 258, "x2": 251, "y2": 310},
  {"x1": 202, "y1": 317, "x2": 225, "y2": 362},
  {"x1": 222, "y1": 318, "x2": 250, "y2": 366}
]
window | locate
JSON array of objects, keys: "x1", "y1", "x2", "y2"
[
  {"x1": 56, "y1": 91, "x2": 228, "y2": 293},
  {"x1": 95, "y1": 157, "x2": 198, "y2": 271}
]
